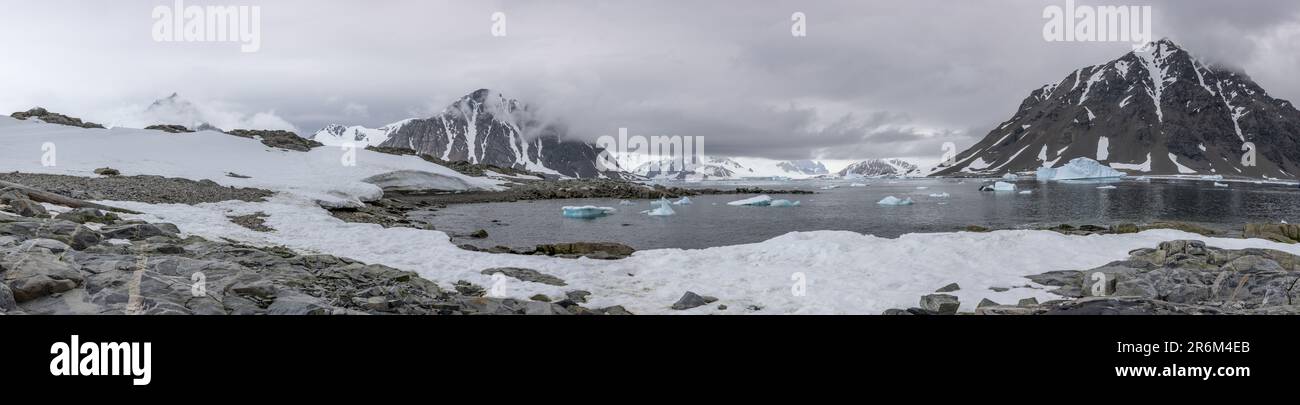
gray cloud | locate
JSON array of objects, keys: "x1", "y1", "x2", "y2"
[{"x1": 1, "y1": 0, "x2": 1297, "y2": 161}]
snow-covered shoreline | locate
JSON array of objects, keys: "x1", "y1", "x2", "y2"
[{"x1": 100, "y1": 195, "x2": 1300, "y2": 314}]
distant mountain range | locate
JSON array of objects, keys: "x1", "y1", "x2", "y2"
[
  {"x1": 838, "y1": 159, "x2": 920, "y2": 178},
  {"x1": 931, "y1": 39, "x2": 1300, "y2": 179},
  {"x1": 314, "y1": 89, "x2": 626, "y2": 179}
]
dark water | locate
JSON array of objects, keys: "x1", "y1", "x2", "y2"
[{"x1": 416, "y1": 178, "x2": 1300, "y2": 250}]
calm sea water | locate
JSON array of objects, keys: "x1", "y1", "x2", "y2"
[{"x1": 416, "y1": 178, "x2": 1300, "y2": 250}]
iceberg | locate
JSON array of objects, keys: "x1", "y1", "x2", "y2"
[
  {"x1": 727, "y1": 195, "x2": 773, "y2": 206},
  {"x1": 993, "y1": 181, "x2": 1016, "y2": 191},
  {"x1": 562, "y1": 206, "x2": 616, "y2": 219},
  {"x1": 672, "y1": 196, "x2": 693, "y2": 205},
  {"x1": 641, "y1": 198, "x2": 676, "y2": 216},
  {"x1": 618, "y1": 200, "x2": 636, "y2": 206},
  {"x1": 877, "y1": 196, "x2": 914, "y2": 206},
  {"x1": 1036, "y1": 157, "x2": 1124, "y2": 181},
  {"x1": 770, "y1": 199, "x2": 801, "y2": 207},
  {"x1": 928, "y1": 192, "x2": 950, "y2": 198},
  {"x1": 1214, "y1": 182, "x2": 1229, "y2": 188}
]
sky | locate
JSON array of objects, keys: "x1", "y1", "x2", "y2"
[{"x1": 2, "y1": 0, "x2": 1298, "y2": 164}]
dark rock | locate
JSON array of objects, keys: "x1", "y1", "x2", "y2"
[
  {"x1": 469, "y1": 229, "x2": 489, "y2": 238},
  {"x1": 10, "y1": 107, "x2": 105, "y2": 129},
  {"x1": 1018, "y1": 297, "x2": 1039, "y2": 306},
  {"x1": 1, "y1": 251, "x2": 83, "y2": 302},
  {"x1": 935, "y1": 282, "x2": 961, "y2": 292},
  {"x1": 533, "y1": 242, "x2": 635, "y2": 260},
  {"x1": 1244, "y1": 223, "x2": 1300, "y2": 244},
  {"x1": 55, "y1": 208, "x2": 119, "y2": 224},
  {"x1": 68, "y1": 225, "x2": 102, "y2": 250},
  {"x1": 600, "y1": 305, "x2": 634, "y2": 315},
  {"x1": 9, "y1": 199, "x2": 47, "y2": 217},
  {"x1": 977, "y1": 298, "x2": 999, "y2": 308},
  {"x1": 565, "y1": 290, "x2": 591, "y2": 303},
  {"x1": 225, "y1": 129, "x2": 322, "y2": 152},
  {"x1": 144, "y1": 124, "x2": 194, "y2": 133},
  {"x1": 919, "y1": 294, "x2": 960, "y2": 315},
  {"x1": 529, "y1": 294, "x2": 551, "y2": 302},
  {"x1": 100, "y1": 223, "x2": 175, "y2": 240},
  {"x1": 670, "y1": 291, "x2": 717, "y2": 310},
  {"x1": 93, "y1": 167, "x2": 120, "y2": 176},
  {"x1": 963, "y1": 225, "x2": 991, "y2": 232}
]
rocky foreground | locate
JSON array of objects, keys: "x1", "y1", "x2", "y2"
[
  {"x1": 0, "y1": 188, "x2": 630, "y2": 315},
  {"x1": 889, "y1": 239, "x2": 1300, "y2": 315}
]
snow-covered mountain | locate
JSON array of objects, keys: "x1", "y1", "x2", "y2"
[
  {"x1": 837, "y1": 159, "x2": 920, "y2": 178},
  {"x1": 775, "y1": 159, "x2": 829, "y2": 176},
  {"x1": 314, "y1": 89, "x2": 623, "y2": 178},
  {"x1": 931, "y1": 39, "x2": 1300, "y2": 179},
  {"x1": 107, "y1": 93, "x2": 296, "y2": 132},
  {"x1": 632, "y1": 156, "x2": 831, "y2": 180}
]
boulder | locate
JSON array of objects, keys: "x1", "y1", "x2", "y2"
[
  {"x1": 919, "y1": 294, "x2": 960, "y2": 315},
  {"x1": 935, "y1": 282, "x2": 961, "y2": 292},
  {"x1": 533, "y1": 242, "x2": 635, "y2": 259},
  {"x1": 2, "y1": 251, "x2": 84, "y2": 302},
  {"x1": 9, "y1": 199, "x2": 47, "y2": 218},
  {"x1": 671, "y1": 291, "x2": 717, "y2": 310}
]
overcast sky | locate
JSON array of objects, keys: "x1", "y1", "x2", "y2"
[{"x1": 2, "y1": 0, "x2": 1298, "y2": 162}]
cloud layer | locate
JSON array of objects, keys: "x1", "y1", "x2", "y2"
[{"x1": 1, "y1": 0, "x2": 1297, "y2": 162}]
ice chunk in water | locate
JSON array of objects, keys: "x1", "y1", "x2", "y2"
[
  {"x1": 928, "y1": 192, "x2": 950, "y2": 198},
  {"x1": 877, "y1": 196, "x2": 914, "y2": 206},
  {"x1": 1097, "y1": 185, "x2": 1117, "y2": 190},
  {"x1": 1002, "y1": 173, "x2": 1019, "y2": 180},
  {"x1": 618, "y1": 200, "x2": 637, "y2": 206},
  {"x1": 672, "y1": 196, "x2": 693, "y2": 205},
  {"x1": 993, "y1": 181, "x2": 1016, "y2": 191},
  {"x1": 849, "y1": 183, "x2": 867, "y2": 188},
  {"x1": 641, "y1": 198, "x2": 676, "y2": 216},
  {"x1": 770, "y1": 199, "x2": 800, "y2": 207},
  {"x1": 1036, "y1": 157, "x2": 1124, "y2": 181},
  {"x1": 1214, "y1": 182, "x2": 1229, "y2": 188},
  {"x1": 727, "y1": 195, "x2": 773, "y2": 206},
  {"x1": 1018, "y1": 190, "x2": 1033, "y2": 195},
  {"x1": 562, "y1": 206, "x2": 616, "y2": 219}
]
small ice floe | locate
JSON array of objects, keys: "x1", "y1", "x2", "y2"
[
  {"x1": 916, "y1": 186, "x2": 929, "y2": 190},
  {"x1": 1002, "y1": 173, "x2": 1019, "y2": 181},
  {"x1": 1018, "y1": 190, "x2": 1033, "y2": 195},
  {"x1": 1037, "y1": 157, "x2": 1123, "y2": 181},
  {"x1": 928, "y1": 192, "x2": 950, "y2": 198},
  {"x1": 1202, "y1": 175, "x2": 1225, "y2": 181},
  {"x1": 877, "y1": 196, "x2": 914, "y2": 206},
  {"x1": 672, "y1": 196, "x2": 693, "y2": 205},
  {"x1": 1097, "y1": 185, "x2": 1118, "y2": 190},
  {"x1": 618, "y1": 200, "x2": 637, "y2": 206},
  {"x1": 1131, "y1": 176, "x2": 1151, "y2": 182},
  {"x1": 770, "y1": 199, "x2": 801, "y2": 207},
  {"x1": 849, "y1": 183, "x2": 868, "y2": 188},
  {"x1": 641, "y1": 198, "x2": 676, "y2": 216},
  {"x1": 562, "y1": 206, "x2": 616, "y2": 219},
  {"x1": 727, "y1": 195, "x2": 773, "y2": 206},
  {"x1": 1214, "y1": 182, "x2": 1229, "y2": 188},
  {"x1": 993, "y1": 181, "x2": 1016, "y2": 191},
  {"x1": 820, "y1": 185, "x2": 839, "y2": 190}
]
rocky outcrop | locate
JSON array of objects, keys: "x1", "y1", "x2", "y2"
[
  {"x1": 145, "y1": 124, "x2": 194, "y2": 133},
  {"x1": 10, "y1": 107, "x2": 105, "y2": 129},
  {"x1": 226, "y1": 129, "x2": 323, "y2": 152},
  {"x1": 0, "y1": 212, "x2": 625, "y2": 315}
]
